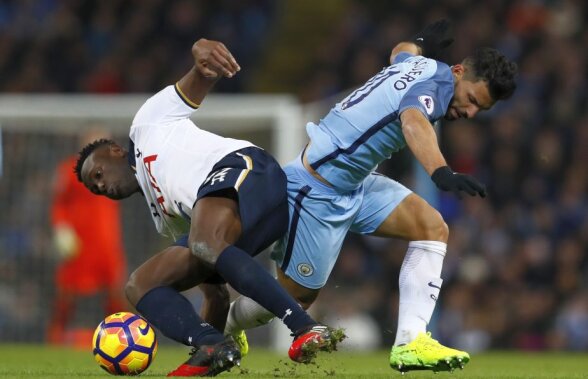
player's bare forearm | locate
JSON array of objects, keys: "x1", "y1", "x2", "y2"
[
  {"x1": 176, "y1": 67, "x2": 217, "y2": 107},
  {"x1": 390, "y1": 42, "x2": 422, "y2": 64},
  {"x1": 176, "y1": 39, "x2": 241, "y2": 106},
  {"x1": 400, "y1": 108, "x2": 447, "y2": 175}
]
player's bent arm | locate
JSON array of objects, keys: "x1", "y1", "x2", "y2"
[
  {"x1": 176, "y1": 39, "x2": 241, "y2": 106},
  {"x1": 390, "y1": 42, "x2": 422, "y2": 64},
  {"x1": 400, "y1": 108, "x2": 447, "y2": 175}
]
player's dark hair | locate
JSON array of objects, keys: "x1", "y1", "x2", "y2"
[
  {"x1": 463, "y1": 48, "x2": 518, "y2": 101},
  {"x1": 74, "y1": 138, "x2": 116, "y2": 182}
]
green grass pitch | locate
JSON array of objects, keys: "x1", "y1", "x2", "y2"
[{"x1": 0, "y1": 345, "x2": 586, "y2": 378}]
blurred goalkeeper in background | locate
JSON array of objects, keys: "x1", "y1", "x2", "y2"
[
  {"x1": 224, "y1": 20, "x2": 518, "y2": 374},
  {"x1": 48, "y1": 129, "x2": 128, "y2": 347},
  {"x1": 74, "y1": 38, "x2": 343, "y2": 376}
]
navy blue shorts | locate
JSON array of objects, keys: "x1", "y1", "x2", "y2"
[{"x1": 173, "y1": 147, "x2": 288, "y2": 283}]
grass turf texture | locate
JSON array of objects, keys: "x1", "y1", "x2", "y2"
[{"x1": 0, "y1": 345, "x2": 586, "y2": 378}]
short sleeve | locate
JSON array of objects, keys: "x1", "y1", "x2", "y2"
[
  {"x1": 398, "y1": 81, "x2": 442, "y2": 121},
  {"x1": 398, "y1": 63, "x2": 454, "y2": 121},
  {"x1": 132, "y1": 84, "x2": 199, "y2": 126}
]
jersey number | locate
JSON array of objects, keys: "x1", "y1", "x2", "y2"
[{"x1": 341, "y1": 67, "x2": 400, "y2": 110}]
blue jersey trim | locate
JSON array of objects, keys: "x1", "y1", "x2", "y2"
[
  {"x1": 281, "y1": 185, "x2": 311, "y2": 272},
  {"x1": 310, "y1": 111, "x2": 399, "y2": 170}
]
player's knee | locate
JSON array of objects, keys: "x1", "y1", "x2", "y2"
[
  {"x1": 189, "y1": 216, "x2": 237, "y2": 265},
  {"x1": 189, "y1": 237, "x2": 223, "y2": 266},
  {"x1": 417, "y1": 208, "x2": 448, "y2": 242}
]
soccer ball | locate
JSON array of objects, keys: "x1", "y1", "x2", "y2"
[{"x1": 92, "y1": 312, "x2": 158, "y2": 375}]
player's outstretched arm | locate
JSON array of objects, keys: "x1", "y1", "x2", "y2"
[
  {"x1": 400, "y1": 108, "x2": 486, "y2": 198},
  {"x1": 176, "y1": 38, "x2": 241, "y2": 106}
]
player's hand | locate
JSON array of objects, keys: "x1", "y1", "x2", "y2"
[
  {"x1": 411, "y1": 19, "x2": 454, "y2": 60},
  {"x1": 431, "y1": 166, "x2": 487, "y2": 198},
  {"x1": 192, "y1": 38, "x2": 241, "y2": 79}
]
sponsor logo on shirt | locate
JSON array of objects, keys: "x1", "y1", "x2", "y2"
[{"x1": 143, "y1": 154, "x2": 174, "y2": 217}]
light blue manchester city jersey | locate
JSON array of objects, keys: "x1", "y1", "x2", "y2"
[{"x1": 306, "y1": 52, "x2": 455, "y2": 191}]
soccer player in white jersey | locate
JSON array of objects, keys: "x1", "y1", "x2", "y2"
[
  {"x1": 75, "y1": 39, "x2": 343, "y2": 376},
  {"x1": 224, "y1": 20, "x2": 518, "y2": 373}
]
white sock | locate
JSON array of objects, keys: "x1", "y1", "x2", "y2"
[
  {"x1": 394, "y1": 240, "x2": 446, "y2": 346},
  {"x1": 224, "y1": 296, "x2": 275, "y2": 335}
]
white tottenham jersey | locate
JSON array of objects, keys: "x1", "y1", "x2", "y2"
[{"x1": 129, "y1": 84, "x2": 253, "y2": 238}]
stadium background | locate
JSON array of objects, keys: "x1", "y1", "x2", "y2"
[{"x1": 0, "y1": 0, "x2": 587, "y2": 355}]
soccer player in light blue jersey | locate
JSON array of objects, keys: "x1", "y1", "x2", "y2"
[{"x1": 226, "y1": 20, "x2": 517, "y2": 373}]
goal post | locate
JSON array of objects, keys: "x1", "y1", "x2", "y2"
[{"x1": 0, "y1": 93, "x2": 306, "y2": 164}]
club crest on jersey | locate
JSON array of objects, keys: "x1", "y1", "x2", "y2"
[
  {"x1": 418, "y1": 95, "x2": 434, "y2": 115},
  {"x1": 297, "y1": 263, "x2": 314, "y2": 277}
]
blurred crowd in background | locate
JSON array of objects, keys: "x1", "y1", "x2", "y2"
[
  {"x1": 0, "y1": 0, "x2": 277, "y2": 93},
  {"x1": 0, "y1": 0, "x2": 587, "y2": 351}
]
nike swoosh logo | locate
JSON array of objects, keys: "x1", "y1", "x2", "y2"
[
  {"x1": 138, "y1": 323, "x2": 150, "y2": 335},
  {"x1": 428, "y1": 281, "x2": 441, "y2": 290}
]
